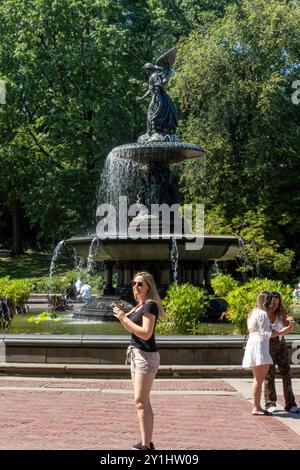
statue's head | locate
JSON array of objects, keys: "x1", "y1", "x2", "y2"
[{"x1": 143, "y1": 63, "x2": 155, "y2": 71}]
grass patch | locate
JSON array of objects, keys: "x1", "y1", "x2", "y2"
[
  {"x1": 0, "y1": 249, "x2": 73, "y2": 279},
  {"x1": 292, "y1": 304, "x2": 300, "y2": 318}
]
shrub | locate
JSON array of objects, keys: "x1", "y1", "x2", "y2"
[
  {"x1": 30, "y1": 271, "x2": 105, "y2": 295},
  {"x1": 211, "y1": 274, "x2": 239, "y2": 298},
  {"x1": 157, "y1": 283, "x2": 209, "y2": 335},
  {"x1": 0, "y1": 277, "x2": 31, "y2": 306},
  {"x1": 224, "y1": 278, "x2": 293, "y2": 334}
]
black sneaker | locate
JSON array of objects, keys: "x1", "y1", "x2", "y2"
[{"x1": 132, "y1": 442, "x2": 155, "y2": 450}]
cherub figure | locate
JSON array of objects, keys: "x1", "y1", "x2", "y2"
[{"x1": 136, "y1": 47, "x2": 178, "y2": 142}]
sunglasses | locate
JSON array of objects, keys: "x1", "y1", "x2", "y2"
[
  {"x1": 270, "y1": 291, "x2": 281, "y2": 298},
  {"x1": 131, "y1": 281, "x2": 145, "y2": 288}
]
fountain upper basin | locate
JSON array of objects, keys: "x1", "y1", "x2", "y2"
[
  {"x1": 111, "y1": 142, "x2": 205, "y2": 165},
  {"x1": 66, "y1": 234, "x2": 240, "y2": 262}
]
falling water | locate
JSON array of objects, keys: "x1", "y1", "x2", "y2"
[
  {"x1": 238, "y1": 236, "x2": 249, "y2": 280},
  {"x1": 98, "y1": 148, "x2": 174, "y2": 214},
  {"x1": 49, "y1": 240, "x2": 65, "y2": 279},
  {"x1": 212, "y1": 260, "x2": 221, "y2": 275},
  {"x1": 250, "y1": 240, "x2": 261, "y2": 277},
  {"x1": 87, "y1": 237, "x2": 100, "y2": 274},
  {"x1": 48, "y1": 240, "x2": 65, "y2": 306},
  {"x1": 171, "y1": 237, "x2": 179, "y2": 285},
  {"x1": 74, "y1": 254, "x2": 86, "y2": 282},
  {"x1": 98, "y1": 150, "x2": 146, "y2": 209}
]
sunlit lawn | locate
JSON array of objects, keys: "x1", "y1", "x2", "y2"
[{"x1": 0, "y1": 249, "x2": 73, "y2": 279}]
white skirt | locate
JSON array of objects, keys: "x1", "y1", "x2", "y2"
[{"x1": 242, "y1": 332, "x2": 273, "y2": 368}]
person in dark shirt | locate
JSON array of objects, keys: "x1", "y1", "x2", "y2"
[
  {"x1": 65, "y1": 281, "x2": 76, "y2": 300},
  {"x1": 113, "y1": 271, "x2": 165, "y2": 451}
]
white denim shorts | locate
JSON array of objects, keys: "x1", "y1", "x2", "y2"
[{"x1": 126, "y1": 346, "x2": 160, "y2": 375}]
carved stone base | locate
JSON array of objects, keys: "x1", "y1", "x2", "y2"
[
  {"x1": 138, "y1": 132, "x2": 180, "y2": 144},
  {"x1": 72, "y1": 295, "x2": 133, "y2": 320}
]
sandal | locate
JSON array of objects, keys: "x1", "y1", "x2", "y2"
[{"x1": 252, "y1": 410, "x2": 272, "y2": 416}]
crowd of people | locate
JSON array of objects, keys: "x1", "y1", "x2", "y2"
[{"x1": 242, "y1": 290, "x2": 298, "y2": 415}]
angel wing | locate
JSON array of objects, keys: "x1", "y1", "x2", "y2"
[{"x1": 155, "y1": 46, "x2": 176, "y2": 81}]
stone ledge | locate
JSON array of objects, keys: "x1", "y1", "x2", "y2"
[
  {"x1": 2, "y1": 335, "x2": 300, "y2": 366},
  {"x1": 1, "y1": 334, "x2": 299, "y2": 346},
  {"x1": 1, "y1": 363, "x2": 300, "y2": 379}
]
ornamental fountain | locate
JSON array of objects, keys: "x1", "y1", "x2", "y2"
[{"x1": 66, "y1": 47, "x2": 240, "y2": 319}]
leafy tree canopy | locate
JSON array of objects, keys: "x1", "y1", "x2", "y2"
[{"x1": 173, "y1": 0, "x2": 300, "y2": 279}]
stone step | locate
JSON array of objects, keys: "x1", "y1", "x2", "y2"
[
  {"x1": 27, "y1": 298, "x2": 49, "y2": 304},
  {"x1": 28, "y1": 293, "x2": 50, "y2": 299},
  {"x1": 0, "y1": 363, "x2": 255, "y2": 378},
  {"x1": 1, "y1": 363, "x2": 300, "y2": 379}
]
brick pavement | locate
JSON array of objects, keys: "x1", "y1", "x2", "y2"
[{"x1": 0, "y1": 376, "x2": 300, "y2": 450}]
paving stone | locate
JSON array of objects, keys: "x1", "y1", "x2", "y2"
[{"x1": 0, "y1": 377, "x2": 299, "y2": 449}]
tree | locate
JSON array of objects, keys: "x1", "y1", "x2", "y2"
[
  {"x1": 172, "y1": 0, "x2": 300, "y2": 279},
  {"x1": 0, "y1": 0, "x2": 156, "y2": 250}
]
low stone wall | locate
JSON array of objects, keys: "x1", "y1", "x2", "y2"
[{"x1": 1, "y1": 334, "x2": 300, "y2": 366}]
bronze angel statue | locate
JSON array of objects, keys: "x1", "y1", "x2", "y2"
[{"x1": 136, "y1": 47, "x2": 179, "y2": 143}]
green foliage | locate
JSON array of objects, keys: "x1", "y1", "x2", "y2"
[
  {"x1": 0, "y1": 277, "x2": 31, "y2": 305},
  {"x1": 233, "y1": 208, "x2": 295, "y2": 279},
  {"x1": 0, "y1": 0, "x2": 154, "y2": 247},
  {"x1": 0, "y1": 0, "x2": 299, "y2": 285},
  {"x1": 224, "y1": 278, "x2": 293, "y2": 333},
  {"x1": 0, "y1": 0, "x2": 247, "y2": 253},
  {"x1": 211, "y1": 273, "x2": 239, "y2": 298},
  {"x1": 32, "y1": 271, "x2": 105, "y2": 294},
  {"x1": 157, "y1": 283, "x2": 209, "y2": 335},
  {"x1": 173, "y1": 0, "x2": 300, "y2": 280}
]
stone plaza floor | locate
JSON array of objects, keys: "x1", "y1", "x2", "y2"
[{"x1": 1, "y1": 375, "x2": 300, "y2": 450}]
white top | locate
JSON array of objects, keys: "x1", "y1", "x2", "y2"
[
  {"x1": 271, "y1": 317, "x2": 284, "y2": 341},
  {"x1": 80, "y1": 284, "x2": 92, "y2": 300},
  {"x1": 247, "y1": 308, "x2": 272, "y2": 338},
  {"x1": 293, "y1": 288, "x2": 300, "y2": 298},
  {"x1": 75, "y1": 279, "x2": 83, "y2": 293}
]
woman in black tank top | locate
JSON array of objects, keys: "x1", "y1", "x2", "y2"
[{"x1": 113, "y1": 271, "x2": 165, "y2": 451}]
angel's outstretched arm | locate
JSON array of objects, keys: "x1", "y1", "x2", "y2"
[{"x1": 136, "y1": 89, "x2": 151, "y2": 101}]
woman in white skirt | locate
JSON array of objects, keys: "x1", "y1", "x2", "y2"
[{"x1": 242, "y1": 292, "x2": 292, "y2": 415}]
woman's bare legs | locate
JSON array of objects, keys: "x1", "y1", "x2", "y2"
[
  {"x1": 252, "y1": 364, "x2": 270, "y2": 413},
  {"x1": 132, "y1": 371, "x2": 156, "y2": 447}
]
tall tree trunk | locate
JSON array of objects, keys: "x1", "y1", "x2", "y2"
[{"x1": 10, "y1": 200, "x2": 23, "y2": 256}]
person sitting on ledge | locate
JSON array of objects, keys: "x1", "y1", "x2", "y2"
[
  {"x1": 79, "y1": 282, "x2": 92, "y2": 301},
  {"x1": 65, "y1": 281, "x2": 76, "y2": 300}
]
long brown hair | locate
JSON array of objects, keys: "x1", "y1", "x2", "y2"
[
  {"x1": 270, "y1": 291, "x2": 288, "y2": 321},
  {"x1": 132, "y1": 271, "x2": 165, "y2": 319}
]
